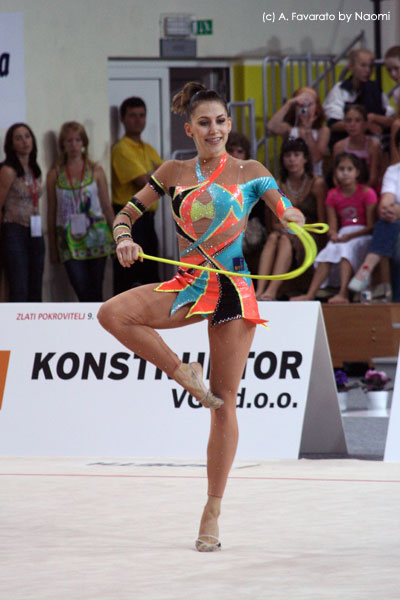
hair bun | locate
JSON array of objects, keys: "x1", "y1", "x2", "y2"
[{"x1": 171, "y1": 81, "x2": 207, "y2": 115}]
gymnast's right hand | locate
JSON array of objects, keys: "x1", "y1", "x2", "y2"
[{"x1": 116, "y1": 238, "x2": 143, "y2": 268}]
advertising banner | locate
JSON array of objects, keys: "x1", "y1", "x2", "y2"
[
  {"x1": 0, "y1": 13, "x2": 25, "y2": 128},
  {"x1": 0, "y1": 302, "x2": 345, "y2": 459},
  {"x1": 384, "y1": 345, "x2": 400, "y2": 461}
]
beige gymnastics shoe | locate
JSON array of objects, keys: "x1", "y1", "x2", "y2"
[
  {"x1": 173, "y1": 362, "x2": 224, "y2": 409},
  {"x1": 195, "y1": 535, "x2": 222, "y2": 552}
]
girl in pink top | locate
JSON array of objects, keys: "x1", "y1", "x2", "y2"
[
  {"x1": 333, "y1": 104, "x2": 383, "y2": 191},
  {"x1": 291, "y1": 152, "x2": 377, "y2": 304}
]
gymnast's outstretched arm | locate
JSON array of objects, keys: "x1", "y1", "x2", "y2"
[{"x1": 112, "y1": 161, "x2": 174, "y2": 267}]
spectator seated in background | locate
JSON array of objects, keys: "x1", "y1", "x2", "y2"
[
  {"x1": 226, "y1": 130, "x2": 251, "y2": 161},
  {"x1": 266, "y1": 86, "x2": 330, "y2": 176},
  {"x1": 349, "y1": 129, "x2": 400, "y2": 302},
  {"x1": 333, "y1": 104, "x2": 383, "y2": 191},
  {"x1": 292, "y1": 152, "x2": 377, "y2": 304},
  {"x1": 384, "y1": 46, "x2": 400, "y2": 164},
  {"x1": 255, "y1": 137, "x2": 327, "y2": 301},
  {"x1": 323, "y1": 48, "x2": 395, "y2": 149},
  {"x1": 226, "y1": 131, "x2": 267, "y2": 267}
]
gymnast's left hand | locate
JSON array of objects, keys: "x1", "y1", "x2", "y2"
[
  {"x1": 116, "y1": 238, "x2": 143, "y2": 268},
  {"x1": 280, "y1": 207, "x2": 306, "y2": 232}
]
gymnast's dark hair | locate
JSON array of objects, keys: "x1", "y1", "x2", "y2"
[
  {"x1": 2, "y1": 122, "x2": 41, "y2": 178},
  {"x1": 171, "y1": 81, "x2": 229, "y2": 119}
]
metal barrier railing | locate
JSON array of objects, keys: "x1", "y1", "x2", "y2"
[
  {"x1": 228, "y1": 99, "x2": 257, "y2": 159},
  {"x1": 171, "y1": 149, "x2": 197, "y2": 160},
  {"x1": 281, "y1": 54, "x2": 335, "y2": 104},
  {"x1": 261, "y1": 56, "x2": 284, "y2": 172},
  {"x1": 260, "y1": 31, "x2": 367, "y2": 172}
]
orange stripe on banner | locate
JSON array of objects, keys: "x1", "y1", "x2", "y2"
[{"x1": 0, "y1": 351, "x2": 11, "y2": 410}]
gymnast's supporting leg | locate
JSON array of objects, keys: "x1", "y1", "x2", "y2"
[
  {"x1": 97, "y1": 284, "x2": 219, "y2": 406},
  {"x1": 196, "y1": 318, "x2": 256, "y2": 551}
]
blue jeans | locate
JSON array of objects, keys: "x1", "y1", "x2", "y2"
[
  {"x1": 64, "y1": 257, "x2": 107, "y2": 301},
  {"x1": 368, "y1": 219, "x2": 400, "y2": 302},
  {"x1": 391, "y1": 226, "x2": 400, "y2": 302},
  {"x1": 1, "y1": 222, "x2": 45, "y2": 302}
]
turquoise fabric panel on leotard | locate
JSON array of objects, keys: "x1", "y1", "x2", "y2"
[{"x1": 157, "y1": 164, "x2": 282, "y2": 325}]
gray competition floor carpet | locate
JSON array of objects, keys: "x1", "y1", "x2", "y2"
[
  {"x1": 1, "y1": 456, "x2": 399, "y2": 600},
  {"x1": 1, "y1": 387, "x2": 398, "y2": 600}
]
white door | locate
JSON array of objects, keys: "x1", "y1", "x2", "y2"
[
  {"x1": 108, "y1": 62, "x2": 171, "y2": 157},
  {"x1": 108, "y1": 62, "x2": 176, "y2": 275}
]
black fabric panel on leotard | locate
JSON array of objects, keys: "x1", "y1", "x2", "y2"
[
  {"x1": 172, "y1": 187, "x2": 197, "y2": 219},
  {"x1": 175, "y1": 221, "x2": 195, "y2": 244},
  {"x1": 211, "y1": 274, "x2": 242, "y2": 326}
]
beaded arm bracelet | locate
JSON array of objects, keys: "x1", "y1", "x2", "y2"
[
  {"x1": 149, "y1": 175, "x2": 167, "y2": 197},
  {"x1": 115, "y1": 233, "x2": 133, "y2": 245},
  {"x1": 127, "y1": 196, "x2": 147, "y2": 216},
  {"x1": 113, "y1": 223, "x2": 132, "y2": 245},
  {"x1": 113, "y1": 209, "x2": 133, "y2": 245}
]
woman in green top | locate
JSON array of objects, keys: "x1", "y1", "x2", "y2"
[{"x1": 47, "y1": 121, "x2": 114, "y2": 301}]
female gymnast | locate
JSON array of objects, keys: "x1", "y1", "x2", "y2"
[{"x1": 98, "y1": 82, "x2": 305, "y2": 552}]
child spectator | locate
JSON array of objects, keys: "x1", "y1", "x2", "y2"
[
  {"x1": 266, "y1": 86, "x2": 329, "y2": 176},
  {"x1": 333, "y1": 104, "x2": 383, "y2": 190},
  {"x1": 291, "y1": 153, "x2": 377, "y2": 304},
  {"x1": 226, "y1": 131, "x2": 251, "y2": 160}
]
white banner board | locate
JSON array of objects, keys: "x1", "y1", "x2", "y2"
[
  {"x1": 0, "y1": 13, "x2": 25, "y2": 128},
  {"x1": 0, "y1": 302, "x2": 346, "y2": 459},
  {"x1": 384, "y1": 345, "x2": 400, "y2": 461}
]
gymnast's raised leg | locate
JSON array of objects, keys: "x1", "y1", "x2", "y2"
[{"x1": 97, "y1": 284, "x2": 223, "y2": 408}]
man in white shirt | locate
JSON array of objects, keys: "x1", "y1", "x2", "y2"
[{"x1": 323, "y1": 49, "x2": 395, "y2": 148}]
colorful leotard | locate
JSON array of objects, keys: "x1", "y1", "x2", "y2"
[{"x1": 152, "y1": 155, "x2": 284, "y2": 327}]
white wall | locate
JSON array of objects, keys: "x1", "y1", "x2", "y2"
[
  {"x1": 1, "y1": 0, "x2": 399, "y2": 170},
  {"x1": 0, "y1": 0, "x2": 399, "y2": 300}
]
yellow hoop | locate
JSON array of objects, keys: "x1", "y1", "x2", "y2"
[{"x1": 138, "y1": 222, "x2": 329, "y2": 281}]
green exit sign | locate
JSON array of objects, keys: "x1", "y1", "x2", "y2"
[{"x1": 192, "y1": 19, "x2": 213, "y2": 35}]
